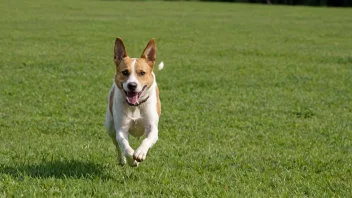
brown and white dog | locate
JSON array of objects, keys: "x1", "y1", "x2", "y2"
[{"x1": 105, "y1": 38, "x2": 163, "y2": 167}]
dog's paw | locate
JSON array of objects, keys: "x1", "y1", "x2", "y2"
[
  {"x1": 124, "y1": 150, "x2": 138, "y2": 167},
  {"x1": 133, "y1": 147, "x2": 148, "y2": 162},
  {"x1": 118, "y1": 156, "x2": 127, "y2": 166},
  {"x1": 126, "y1": 155, "x2": 139, "y2": 167}
]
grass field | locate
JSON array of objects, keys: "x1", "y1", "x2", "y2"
[{"x1": 1, "y1": 0, "x2": 352, "y2": 196}]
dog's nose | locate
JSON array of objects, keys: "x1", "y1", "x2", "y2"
[{"x1": 127, "y1": 82, "x2": 137, "y2": 91}]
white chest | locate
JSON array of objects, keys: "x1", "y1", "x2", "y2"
[
  {"x1": 128, "y1": 119, "x2": 145, "y2": 138},
  {"x1": 124, "y1": 107, "x2": 145, "y2": 138}
]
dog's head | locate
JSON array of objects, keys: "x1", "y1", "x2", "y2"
[{"x1": 113, "y1": 38, "x2": 156, "y2": 106}]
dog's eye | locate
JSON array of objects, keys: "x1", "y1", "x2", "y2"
[
  {"x1": 122, "y1": 70, "x2": 129, "y2": 76},
  {"x1": 140, "y1": 71, "x2": 146, "y2": 76}
]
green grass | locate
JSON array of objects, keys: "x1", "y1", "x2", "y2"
[{"x1": 1, "y1": 0, "x2": 352, "y2": 196}]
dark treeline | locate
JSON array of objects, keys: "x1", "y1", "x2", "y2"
[{"x1": 186, "y1": 0, "x2": 352, "y2": 6}]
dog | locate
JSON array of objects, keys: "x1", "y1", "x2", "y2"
[{"x1": 105, "y1": 38, "x2": 163, "y2": 167}]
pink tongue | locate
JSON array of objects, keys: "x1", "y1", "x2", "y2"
[{"x1": 126, "y1": 92, "x2": 138, "y2": 104}]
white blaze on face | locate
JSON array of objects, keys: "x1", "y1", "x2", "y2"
[
  {"x1": 123, "y1": 58, "x2": 142, "y2": 92},
  {"x1": 123, "y1": 58, "x2": 146, "y2": 105}
]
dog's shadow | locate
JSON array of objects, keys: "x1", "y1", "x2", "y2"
[{"x1": 0, "y1": 160, "x2": 111, "y2": 180}]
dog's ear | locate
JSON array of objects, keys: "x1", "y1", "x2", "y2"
[
  {"x1": 114, "y1": 37, "x2": 128, "y2": 64},
  {"x1": 141, "y1": 39, "x2": 156, "y2": 67}
]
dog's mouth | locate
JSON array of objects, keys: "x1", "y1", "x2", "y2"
[{"x1": 124, "y1": 85, "x2": 147, "y2": 106}]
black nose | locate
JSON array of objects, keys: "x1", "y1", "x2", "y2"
[{"x1": 127, "y1": 82, "x2": 137, "y2": 91}]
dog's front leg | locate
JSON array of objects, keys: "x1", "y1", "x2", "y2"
[
  {"x1": 133, "y1": 124, "x2": 158, "y2": 162},
  {"x1": 116, "y1": 129, "x2": 139, "y2": 167}
]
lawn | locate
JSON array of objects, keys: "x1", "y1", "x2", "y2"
[{"x1": 0, "y1": 0, "x2": 351, "y2": 196}]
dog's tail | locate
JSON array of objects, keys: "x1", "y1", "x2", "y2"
[{"x1": 158, "y1": 61, "x2": 164, "y2": 71}]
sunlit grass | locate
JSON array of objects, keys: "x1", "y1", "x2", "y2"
[{"x1": 0, "y1": 0, "x2": 351, "y2": 196}]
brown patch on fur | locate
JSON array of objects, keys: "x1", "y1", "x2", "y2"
[
  {"x1": 114, "y1": 37, "x2": 128, "y2": 65},
  {"x1": 156, "y1": 86, "x2": 161, "y2": 117},
  {"x1": 141, "y1": 39, "x2": 156, "y2": 67},
  {"x1": 114, "y1": 57, "x2": 134, "y2": 89},
  {"x1": 109, "y1": 87, "x2": 115, "y2": 116},
  {"x1": 135, "y1": 58, "x2": 154, "y2": 89}
]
